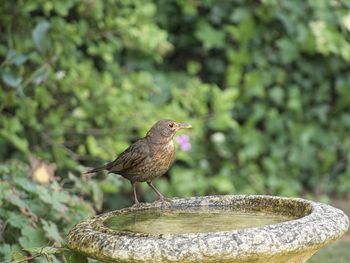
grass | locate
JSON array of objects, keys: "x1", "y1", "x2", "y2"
[{"x1": 309, "y1": 239, "x2": 350, "y2": 263}]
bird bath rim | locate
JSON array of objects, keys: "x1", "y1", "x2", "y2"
[{"x1": 66, "y1": 195, "x2": 349, "y2": 263}]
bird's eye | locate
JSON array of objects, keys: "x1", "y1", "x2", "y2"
[{"x1": 169, "y1": 123, "x2": 174, "y2": 128}]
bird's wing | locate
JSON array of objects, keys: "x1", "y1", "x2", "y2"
[{"x1": 106, "y1": 139, "x2": 149, "y2": 173}]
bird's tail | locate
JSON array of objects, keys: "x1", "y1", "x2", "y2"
[{"x1": 83, "y1": 164, "x2": 107, "y2": 174}]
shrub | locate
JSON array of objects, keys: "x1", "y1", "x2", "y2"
[
  {"x1": 0, "y1": 160, "x2": 94, "y2": 262},
  {"x1": 0, "y1": 0, "x2": 349, "y2": 216}
]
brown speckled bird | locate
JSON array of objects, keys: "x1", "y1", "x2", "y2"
[{"x1": 85, "y1": 119, "x2": 192, "y2": 204}]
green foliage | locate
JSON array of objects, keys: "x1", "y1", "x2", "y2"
[
  {"x1": 156, "y1": 0, "x2": 350, "y2": 197},
  {"x1": 1, "y1": 0, "x2": 350, "y2": 260},
  {"x1": 1, "y1": 0, "x2": 350, "y2": 198},
  {"x1": 0, "y1": 161, "x2": 94, "y2": 262}
]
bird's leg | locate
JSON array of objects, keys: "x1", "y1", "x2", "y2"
[
  {"x1": 147, "y1": 181, "x2": 169, "y2": 202},
  {"x1": 131, "y1": 182, "x2": 140, "y2": 205}
]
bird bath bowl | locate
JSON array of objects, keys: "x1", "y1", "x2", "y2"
[{"x1": 66, "y1": 195, "x2": 349, "y2": 262}]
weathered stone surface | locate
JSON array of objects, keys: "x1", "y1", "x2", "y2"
[{"x1": 66, "y1": 195, "x2": 349, "y2": 262}]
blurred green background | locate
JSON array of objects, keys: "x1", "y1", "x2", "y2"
[{"x1": 1, "y1": 0, "x2": 350, "y2": 262}]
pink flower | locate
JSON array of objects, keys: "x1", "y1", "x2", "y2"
[{"x1": 176, "y1": 134, "x2": 192, "y2": 151}]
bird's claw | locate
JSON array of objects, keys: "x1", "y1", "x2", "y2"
[
  {"x1": 156, "y1": 196, "x2": 172, "y2": 203},
  {"x1": 131, "y1": 202, "x2": 143, "y2": 208}
]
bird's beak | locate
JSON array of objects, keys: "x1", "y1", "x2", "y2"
[{"x1": 176, "y1": 122, "x2": 192, "y2": 130}]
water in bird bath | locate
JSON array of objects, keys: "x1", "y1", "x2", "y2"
[{"x1": 103, "y1": 208, "x2": 294, "y2": 235}]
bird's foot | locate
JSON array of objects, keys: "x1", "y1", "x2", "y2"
[
  {"x1": 155, "y1": 196, "x2": 172, "y2": 203},
  {"x1": 131, "y1": 202, "x2": 144, "y2": 208}
]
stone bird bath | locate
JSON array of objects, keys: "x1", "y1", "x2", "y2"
[{"x1": 66, "y1": 195, "x2": 349, "y2": 263}]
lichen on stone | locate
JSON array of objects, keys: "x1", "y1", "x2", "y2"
[{"x1": 66, "y1": 195, "x2": 349, "y2": 263}]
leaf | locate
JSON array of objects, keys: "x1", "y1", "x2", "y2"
[
  {"x1": 6, "y1": 192, "x2": 28, "y2": 210},
  {"x1": 86, "y1": 135, "x2": 108, "y2": 158},
  {"x1": 195, "y1": 22, "x2": 226, "y2": 50},
  {"x1": 1, "y1": 72, "x2": 22, "y2": 88},
  {"x1": 0, "y1": 130, "x2": 29, "y2": 153},
  {"x1": 41, "y1": 219, "x2": 63, "y2": 243},
  {"x1": 19, "y1": 225, "x2": 47, "y2": 248},
  {"x1": 11, "y1": 251, "x2": 28, "y2": 263},
  {"x1": 32, "y1": 20, "x2": 51, "y2": 52},
  {"x1": 0, "y1": 244, "x2": 12, "y2": 262},
  {"x1": 211, "y1": 174, "x2": 235, "y2": 194},
  {"x1": 53, "y1": 1, "x2": 75, "y2": 16},
  {"x1": 11, "y1": 54, "x2": 28, "y2": 66},
  {"x1": 24, "y1": 246, "x2": 65, "y2": 255},
  {"x1": 99, "y1": 174, "x2": 121, "y2": 194},
  {"x1": 32, "y1": 66, "x2": 49, "y2": 85},
  {"x1": 90, "y1": 181, "x2": 103, "y2": 211},
  {"x1": 269, "y1": 86, "x2": 284, "y2": 105},
  {"x1": 38, "y1": 188, "x2": 68, "y2": 213},
  {"x1": 64, "y1": 251, "x2": 88, "y2": 263},
  {"x1": 5, "y1": 50, "x2": 28, "y2": 66},
  {"x1": 5, "y1": 49, "x2": 16, "y2": 62},
  {"x1": 7, "y1": 212, "x2": 29, "y2": 229},
  {"x1": 276, "y1": 38, "x2": 299, "y2": 63},
  {"x1": 13, "y1": 177, "x2": 38, "y2": 194},
  {"x1": 0, "y1": 182, "x2": 10, "y2": 204}
]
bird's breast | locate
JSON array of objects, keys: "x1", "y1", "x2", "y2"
[
  {"x1": 155, "y1": 140, "x2": 175, "y2": 164},
  {"x1": 122, "y1": 140, "x2": 175, "y2": 182},
  {"x1": 164, "y1": 140, "x2": 175, "y2": 153},
  {"x1": 149, "y1": 140, "x2": 175, "y2": 176}
]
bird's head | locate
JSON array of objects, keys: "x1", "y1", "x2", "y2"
[{"x1": 147, "y1": 119, "x2": 192, "y2": 144}]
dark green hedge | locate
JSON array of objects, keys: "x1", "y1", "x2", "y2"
[{"x1": 1, "y1": 0, "x2": 350, "y2": 203}]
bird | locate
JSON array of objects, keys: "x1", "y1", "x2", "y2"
[{"x1": 84, "y1": 119, "x2": 192, "y2": 205}]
